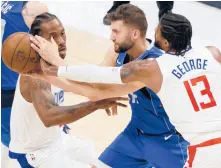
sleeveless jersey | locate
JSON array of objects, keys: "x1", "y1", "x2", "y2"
[
  {"x1": 9, "y1": 76, "x2": 65, "y2": 153},
  {"x1": 156, "y1": 47, "x2": 221, "y2": 144},
  {"x1": 116, "y1": 46, "x2": 176, "y2": 134}
]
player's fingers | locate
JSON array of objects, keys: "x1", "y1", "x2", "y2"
[
  {"x1": 114, "y1": 102, "x2": 128, "y2": 108},
  {"x1": 31, "y1": 43, "x2": 41, "y2": 53},
  {"x1": 105, "y1": 108, "x2": 111, "y2": 116},
  {"x1": 112, "y1": 105, "x2": 117, "y2": 116},
  {"x1": 115, "y1": 105, "x2": 118, "y2": 115},
  {"x1": 50, "y1": 36, "x2": 57, "y2": 45},
  {"x1": 35, "y1": 35, "x2": 47, "y2": 44},
  {"x1": 30, "y1": 36, "x2": 41, "y2": 47},
  {"x1": 111, "y1": 97, "x2": 129, "y2": 101}
]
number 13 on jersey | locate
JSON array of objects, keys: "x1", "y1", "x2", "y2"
[{"x1": 184, "y1": 75, "x2": 217, "y2": 112}]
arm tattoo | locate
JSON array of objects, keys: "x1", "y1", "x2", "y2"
[
  {"x1": 32, "y1": 79, "x2": 50, "y2": 90},
  {"x1": 40, "y1": 95, "x2": 56, "y2": 109},
  {"x1": 120, "y1": 60, "x2": 150, "y2": 82},
  {"x1": 39, "y1": 80, "x2": 51, "y2": 90},
  {"x1": 120, "y1": 62, "x2": 136, "y2": 80},
  {"x1": 31, "y1": 79, "x2": 54, "y2": 109}
]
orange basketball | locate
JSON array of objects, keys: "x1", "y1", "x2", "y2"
[{"x1": 2, "y1": 32, "x2": 40, "y2": 74}]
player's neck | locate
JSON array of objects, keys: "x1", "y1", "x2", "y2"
[{"x1": 127, "y1": 38, "x2": 149, "y2": 59}]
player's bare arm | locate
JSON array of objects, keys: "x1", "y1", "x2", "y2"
[
  {"x1": 206, "y1": 46, "x2": 221, "y2": 64},
  {"x1": 99, "y1": 45, "x2": 118, "y2": 67},
  {"x1": 22, "y1": 2, "x2": 48, "y2": 28},
  {"x1": 120, "y1": 59, "x2": 162, "y2": 93},
  {"x1": 24, "y1": 76, "x2": 127, "y2": 127},
  {"x1": 29, "y1": 38, "x2": 145, "y2": 100}
]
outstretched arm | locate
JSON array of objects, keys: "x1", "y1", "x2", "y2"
[
  {"x1": 29, "y1": 78, "x2": 128, "y2": 127},
  {"x1": 29, "y1": 36, "x2": 147, "y2": 99},
  {"x1": 30, "y1": 43, "x2": 145, "y2": 101},
  {"x1": 45, "y1": 76, "x2": 144, "y2": 101},
  {"x1": 40, "y1": 58, "x2": 160, "y2": 93}
]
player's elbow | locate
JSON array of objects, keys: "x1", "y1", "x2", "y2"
[
  {"x1": 40, "y1": 115, "x2": 54, "y2": 127},
  {"x1": 43, "y1": 121, "x2": 51, "y2": 128},
  {"x1": 41, "y1": 118, "x2": 52, "y2": 128},
  {"x1": 40, "y1": 111, "x2": 57, "y2": 128}
]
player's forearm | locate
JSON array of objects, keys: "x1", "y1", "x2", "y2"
[
  {"x1": 44, "y1": 101, "x2": 98, "y2": 127},
  {"x1": 46, "y1": 76, "x2": 130, "y2": 101},
  {"x1": 57, "y1": 65, "x2": 123, "y2": 84},
  {"x1": 58, "y1": 59, "x2": 148, "y2": 84},
  {"x1": 45, "y1": 76, "x2": 113, "y2": 100}
]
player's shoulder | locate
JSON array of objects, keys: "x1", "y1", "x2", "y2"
[{"x1": 22, "y1": 76, "x2": 51, "y2": 92}]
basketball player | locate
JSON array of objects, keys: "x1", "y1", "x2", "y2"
[
  {"x1": 34, "y1": 12, "x2": 221, "y2": 167},
  {"x1": 9, "y1": 12, "x2": 127, "y2": 168},
  {"x1": 29, "y1": 5, "x2": 189, "y2": 168},
  {"x1": 103, "y1": 1, "x2": 173, "y2": 25},
  {"x1": 1, "y1": 1, "x2": 48, "y2": 167}
]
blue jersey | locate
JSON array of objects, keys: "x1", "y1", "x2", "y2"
[
  {"x1": 116, "y1": 46, "x2": 175, "y2": 134},
  {"x1": 1, "y1": 1, "x2": 30, "y2": 90}
]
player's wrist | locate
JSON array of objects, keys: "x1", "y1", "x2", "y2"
[{"x1": 42, "y1": 65, "x2": 59, "y2": 77}]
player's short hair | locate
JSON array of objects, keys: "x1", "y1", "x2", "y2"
[
  {"x1": 160, "y1": 13, "x2": 192, "y2": 55},
  {"x1": 31, "y1": 12, "x2": 59, "y2": 36},
  {"x1": 107, "y1": 4, "x2": 147, "y2": 37}
]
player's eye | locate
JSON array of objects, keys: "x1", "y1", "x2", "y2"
[
  {"x1": 61, "y1": 32, "x2": 66, "y2": 36},
  {"x1": 49, "y1": 34, "x2": 56, "y2": 39}
]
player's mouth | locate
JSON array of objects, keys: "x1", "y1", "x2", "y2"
[
  {"x1": 59, "y1": 47, "x2": 66, "y2": 53},
  {"x1": 59, "y1": 46, "x2": 66, "y2": 51},
  {"x1": 59, "y1": 47, "x2": 67, "y2": 58}
]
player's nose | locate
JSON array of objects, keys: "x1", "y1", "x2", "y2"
[
  {"x1": 57, "y1": 36, "x2": 66, "y2": 46},
  {"x1": 110, "y1": 32, "x2": 115, "y2": 41}
]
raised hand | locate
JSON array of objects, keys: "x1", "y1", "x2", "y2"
[{"x1": 30, "y1": 36, "x2": 65, "y2": 66}]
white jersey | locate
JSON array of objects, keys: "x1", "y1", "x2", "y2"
[
  {"x1": 9, "y1": 76, "x2": 65, "y2": 153},
  {"x1": 156, "y1": 47, "x2": 221, "y2": 145}
]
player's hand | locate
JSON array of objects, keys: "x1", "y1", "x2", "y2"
[
  {"x1": 30, "y1": 36, "x2": 64, "y2": 66},
  {"x1": 105, "y1": 105, "x2": 118, "y2": 116},
  {"x1": 95, "y1": 97, "x2": 128, "y2": 111}
]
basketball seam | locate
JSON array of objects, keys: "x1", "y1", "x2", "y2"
[
  {"x1": 10, "y1": 33, "x2": 27, "y2": 70},
  {"x1": 2, "y1": 32, "x2": 26, "y2": 67},
  {"x1": 20, "y1": 34, "x2": 32, "y2": 73},
  {"x1": 2, "y1": 32, "x2": 25, "y2": 47}
]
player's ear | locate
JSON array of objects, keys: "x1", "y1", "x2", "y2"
[
  {"x1": 163, "y1": 39, "x2": 170, "y2": 49},
  {"x1": 132, "y1": 29, "x2": 140, "y2": 40}
]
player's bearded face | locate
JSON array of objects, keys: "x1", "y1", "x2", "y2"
[
  {"x1": 154, "y1": 25, "x2": 164, "y2": 50},
  {"x1": 154, "y1": 40, "x2": 163, "y2": 50},
  {"x1": 113, "y1": 35, "x2": 134, "y2": 53},
  {"x1": 114, "y1": 41, "x2": 133, "y2": 53},
  {"x1": 111, "y1": 21, "x2": 134, "y2": 53}
]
